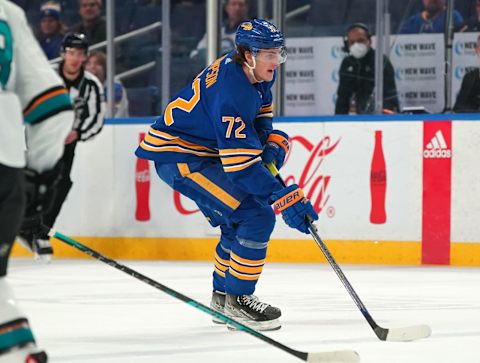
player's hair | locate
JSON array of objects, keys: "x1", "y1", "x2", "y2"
[{"x1": 232, "y1": 44, "x2": 249, "y2": 64}]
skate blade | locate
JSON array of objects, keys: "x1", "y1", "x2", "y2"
[
  {"x1": 227, "y1": 318, "x2": 281, "y2": 331},
  {"x1": 33, "y1": 253, "x2": 52, "y2": 264}
]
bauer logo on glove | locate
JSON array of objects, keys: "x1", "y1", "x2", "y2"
[
  {"x1": 270, "y1": 184, "x2": 319, "y2": 234},
  {"x1": 272, "y1": 188, "x2": 303, "y2": 211}
]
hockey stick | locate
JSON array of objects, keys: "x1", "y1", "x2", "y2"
[
  {"x1": 267, "y1": 163, "x2": 431, "y2": 342},
  {"x1": 49, "y1": 230, "x2": 360, "y2": 363}
]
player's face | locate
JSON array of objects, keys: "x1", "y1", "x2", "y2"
[
  {"x1": 63, "y1": 48, "x2": 87, "y2": 75},
  {"x1": 252, "y1": 48, "x2": 286, "y2": 82}
]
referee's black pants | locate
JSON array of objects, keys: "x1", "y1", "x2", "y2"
[{"x1": 42, "y1": 141, "x2": 77, "y2": 233}]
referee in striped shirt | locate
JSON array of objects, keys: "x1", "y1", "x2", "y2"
[{"x1": 19, "y1": 32, "x2": 106, "y2": 261}]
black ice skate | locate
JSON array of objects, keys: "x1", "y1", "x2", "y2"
[
  {"x1": 210, "y1": 290, "x2": 226, "y2": 324},
  {"x1": 225, "y1": 294, "x2": 281, "y2": 331},
  {"x1": 17, "y1": 232, "x2": 53, "y2": 263}
]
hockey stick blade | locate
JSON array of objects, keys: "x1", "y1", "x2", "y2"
[
  {"x1": 50, "y1": 230, "x2": 360, "y2": 363},
  {"x1": 375, "y1": 324, "x2": 432, "y2": 342},
  {"x1": 266, "y1": 163, "x2": 431, "y2": 343},
  {"x1": 307, "y1": 350, "x2": 360, "y2": 362}
]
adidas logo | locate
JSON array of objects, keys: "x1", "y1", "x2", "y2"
[{"x1": 423, "y1": 130, "x2": 451, "y2": 158}]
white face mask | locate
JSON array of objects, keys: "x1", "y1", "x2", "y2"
[{"x1": 350, "y1": 42, "x2": 368, "y2": 59}]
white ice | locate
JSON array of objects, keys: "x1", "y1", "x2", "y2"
[{"x1": 7, "y1": 257, "x2": 480, "y2": 363}]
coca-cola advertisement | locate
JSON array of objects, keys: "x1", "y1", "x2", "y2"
[
  {"x1": 41, "y1": 118, "x2": 480, "y2": 266},
  {"x1": 370, "y1": 130, "x2": 387, "y2": 224}
]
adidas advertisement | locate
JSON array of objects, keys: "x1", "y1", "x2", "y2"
[
  {"x1": 422, "y1": 122, "x2": 452, "y2": 265},
  {"x1": 423, "y1": 129, "x2": 451, "y2": 158}
]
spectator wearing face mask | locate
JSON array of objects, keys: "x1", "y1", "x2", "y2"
[{"x1": 335, "y1": 23, "x2": 400, "y2": 115}]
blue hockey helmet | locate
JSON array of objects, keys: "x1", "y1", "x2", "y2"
[{"x1": 235, "y1": 19, "x2": 286, "y2": 60}]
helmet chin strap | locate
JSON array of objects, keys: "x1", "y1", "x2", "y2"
[{"x1": 243, "y1": 56, "x2": 263, "y2": 83}]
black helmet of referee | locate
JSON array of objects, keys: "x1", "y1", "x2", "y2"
[{"x1": 61, "y1": 32, "x2": 89, "y2": 53}]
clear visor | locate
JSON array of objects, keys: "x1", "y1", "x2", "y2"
[{"x1": 253, "y1": 46, "x2": 287, "y2": 64}]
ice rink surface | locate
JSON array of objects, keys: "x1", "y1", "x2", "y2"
[{"x1": 7, "y1": 257, "x2": 480, "y2": 362}]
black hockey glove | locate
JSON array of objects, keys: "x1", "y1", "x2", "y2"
[
  {"x1": 19, "y1": 161, "x2": 63, "y2": 239},
  {"x1": 23, "y1": 160, "x2": 63, "y2": 219}
]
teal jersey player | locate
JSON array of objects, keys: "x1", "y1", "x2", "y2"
[{"x1": 136, "y1": 19, "x2": 318, "y2": 331}]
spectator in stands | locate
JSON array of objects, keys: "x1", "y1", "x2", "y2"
[
  {"x1": 399, "y1": 0, "x2": 463, "y2": 34},
  {"x1": 454, "y1": 35, "x2": 480, "y2": 112},
  {"x1": 190, "y1": 0, "x2": 249, "y2": 60},
  {"x1": 461, "y1": 0, "x2": 480, "y2": 32},
  {"x1": 72, "y1": 0, "x2": 106, "y2": 46},
  {"x1": 86, "y1": 50, "x2": 129, "y2": 117},
  {"x1": 335, "y1": 23, "x2": 399, "y2": 115},
  {"x1": 35, "y1": 1, "x2": 68, "y2": 60}
]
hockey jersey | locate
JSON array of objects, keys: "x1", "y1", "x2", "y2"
[
  {"x1": 135, "y1": 51, "x2": 283, "y2": 197},
  {"x1": 0, "y1": 0, "x2": 73, "y2": 172}
]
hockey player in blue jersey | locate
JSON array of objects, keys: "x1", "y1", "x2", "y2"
[{"x1": 136, "y1": 19, "x2": 318, "y2": 331}]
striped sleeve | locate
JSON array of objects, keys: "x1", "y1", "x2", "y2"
[
  {"x1": 76, "y1": 72, "x2": 106, "y2": 141},
  {"x1": 219, "y1": 148, "x2": 263, "y2": 173},
  {"x1": 139, "y1": 127, "x2": 218, "y2": 157},
  {"x1": 23, "y1": 85, "x2": 73, "y2": 125},
  {"x1": 9, "y1": 1, "x2": 74, "y2": 172},
  {"x1": 256, "y1": 103, "x2": 273, "y2": 119}
]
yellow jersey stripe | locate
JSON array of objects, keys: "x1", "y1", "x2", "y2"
[
  {"x1": 148, "y1": 128, "x2": 178, "y2": 140},
  {"x1": 229, "y1": 269, "x2": 260, "y2": 281},
  {"x1": 186, "y1": 173, "x2": 241, "y2": 209},
  {"x1": 256, "y1": 113, "x2": 273, "y2": 118},
  {"x1": 145, "y1": 133, "x2": 217, "y2": 153},
  {"x1": 215, "y1": 260, "x2": 228, "y2": 272},
  {"x1": 230, "y1": 252, "x2": 265, "y2": 266},
  {"x1": 177, "y1": 163, "x2": 191, "y2": 177},
  {"x1": 214, "y1": 266, "x2": 226, "y2": 277},
  {"x1": 140, "y1": 142, "x2": 218, "y2": 157},
  {"x1": 223, "y1": 157, "x2": 261, "y2": 172},
  {"x1": 230, "y1": 259, "x2": 264, "y2": 274},
  {"x1": 220, "y1": 155, "x2": 256, "y2": 165},
  {"x1": 219, "y1": 148, "x2": 262, "y2": 156},
  {"x1": 215, "y1": 252, "x2": 229, "y2": 266},
  {"x1": 259, "y1": 104, "x2": 273, "y2": 113}
]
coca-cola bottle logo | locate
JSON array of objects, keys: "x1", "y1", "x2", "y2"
[
  {"x1": 371, "y1": 170, "x2": 386, "y2": 183},
  {"x1": 173, "y1": 135, "x2": 341, "y2": 216}
]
